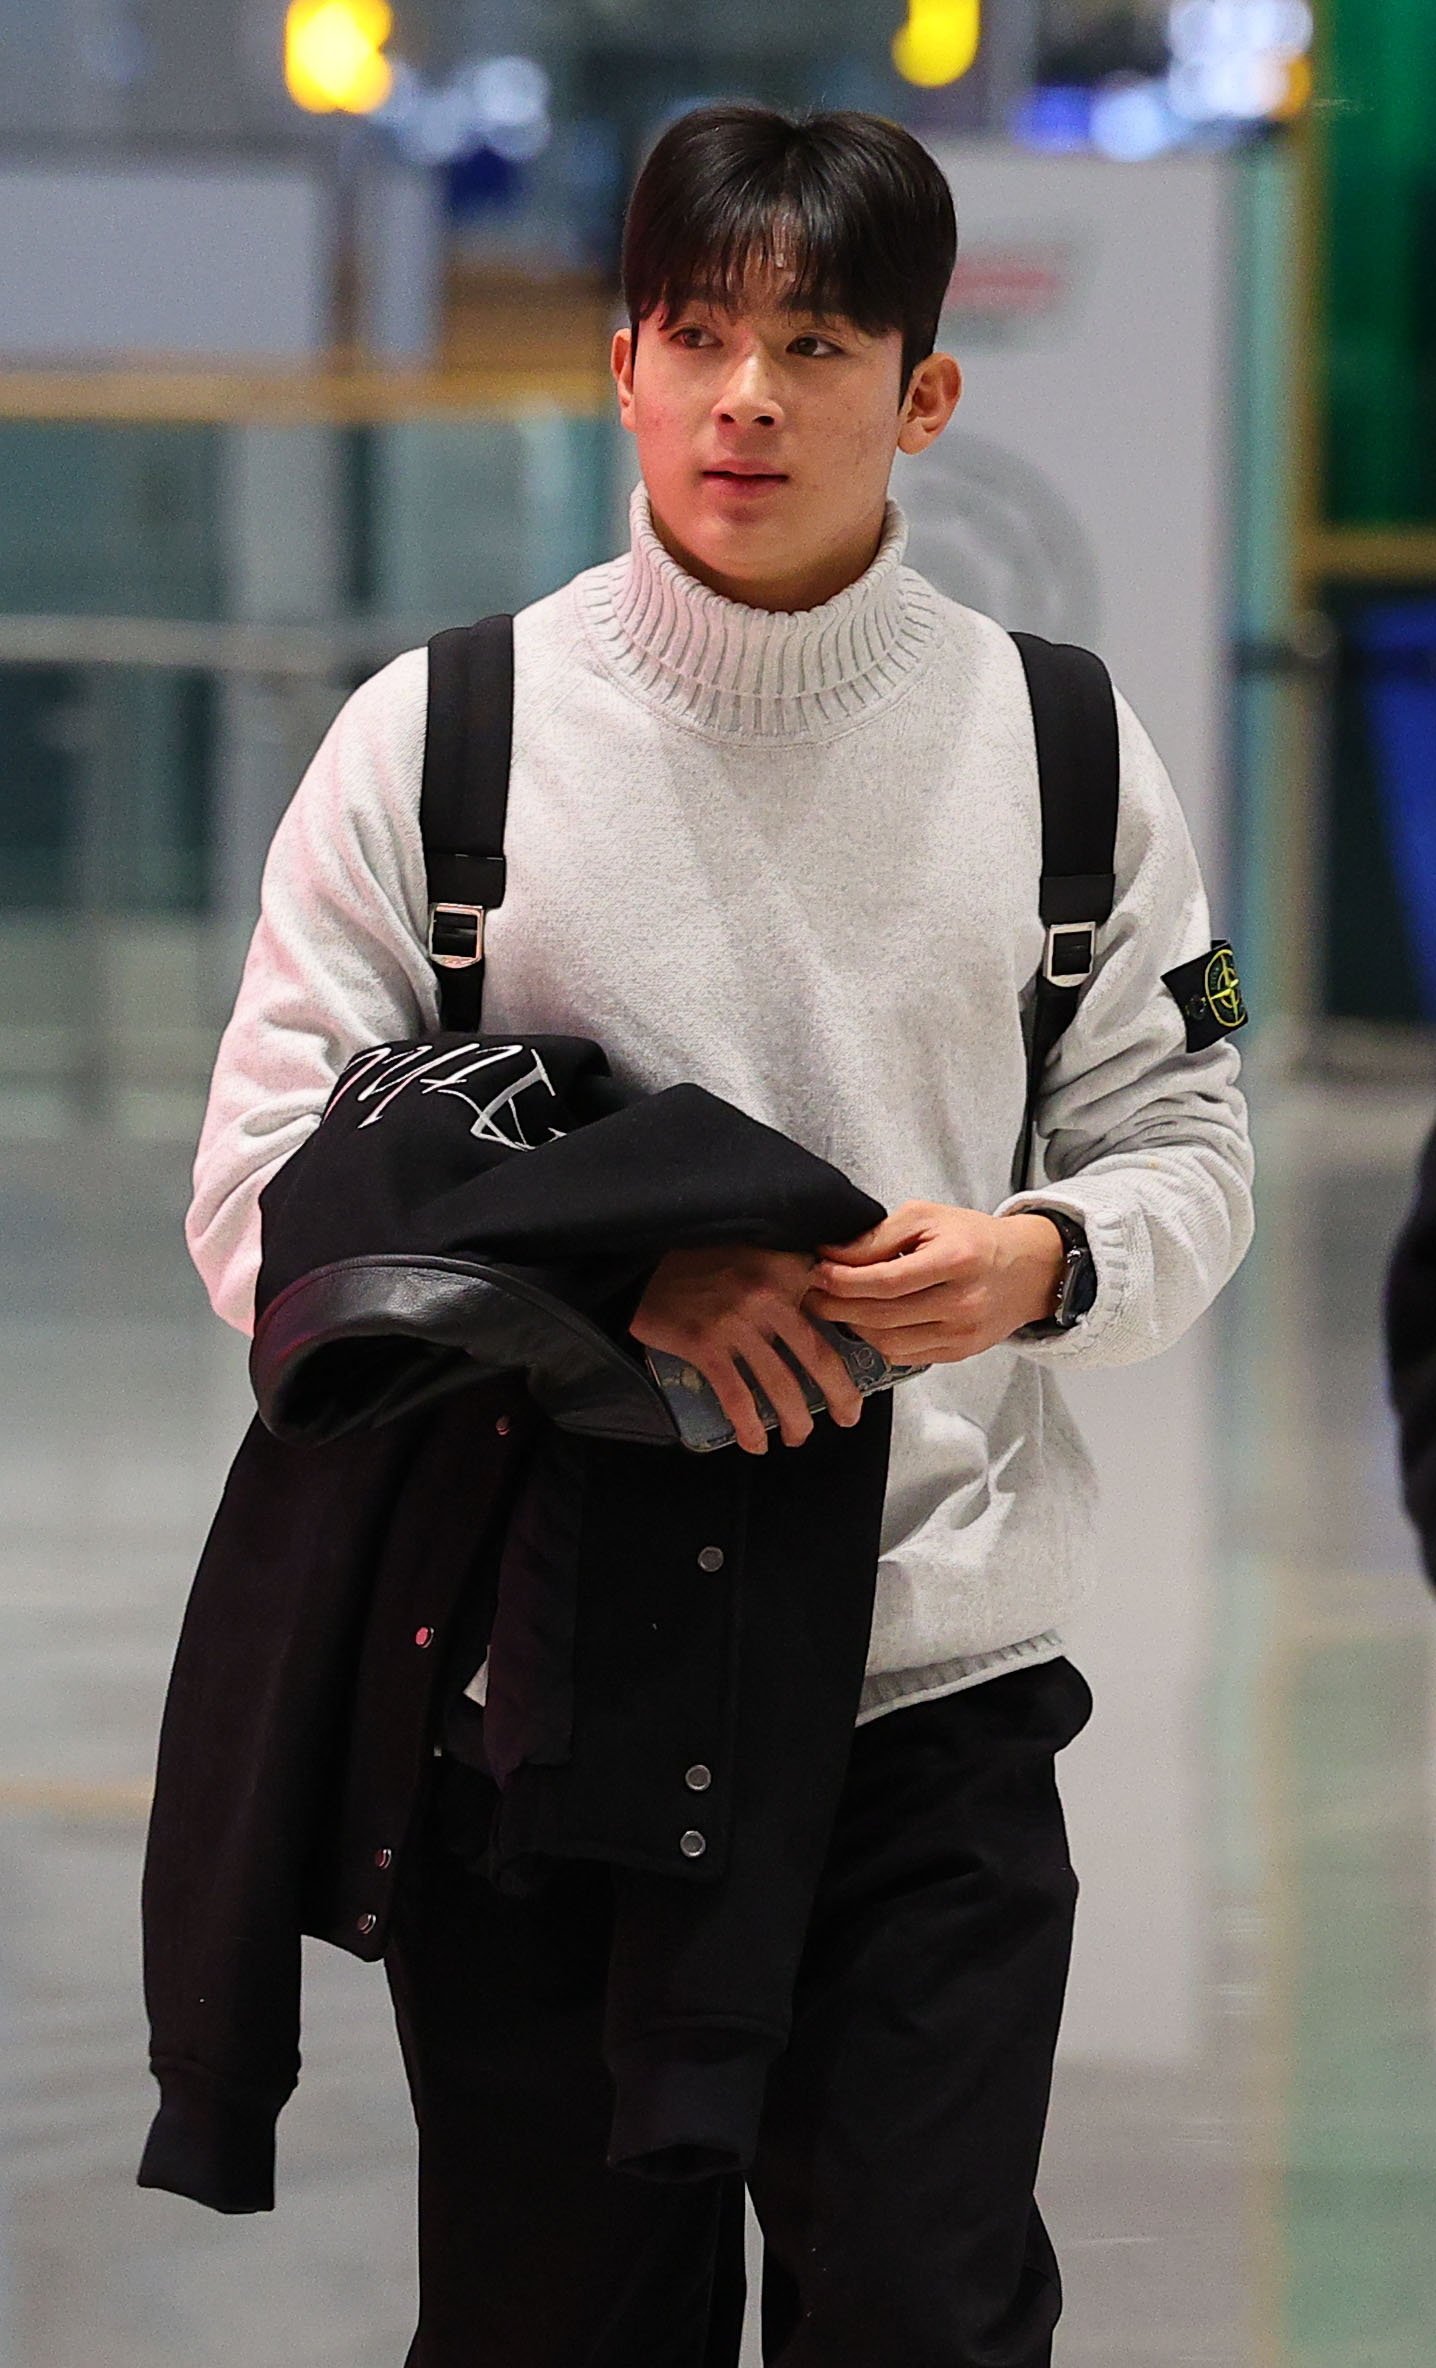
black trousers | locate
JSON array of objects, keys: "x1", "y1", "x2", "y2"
[{"x1": 384, "y1": 1652, "x2": 1094, "y2": 2368}]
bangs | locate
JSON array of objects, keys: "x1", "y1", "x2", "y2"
[{"x1": 641, "y1": 198, "x2": 897, "y2": 341}]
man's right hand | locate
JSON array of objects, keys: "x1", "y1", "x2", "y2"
[{"x1": 626, "y1": 1243, "x2": 866, "y2": 1455}]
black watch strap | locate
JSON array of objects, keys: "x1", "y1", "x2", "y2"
[{"x1": 1024, "y1": 1207, "x2": 1097, "y2": 1333}]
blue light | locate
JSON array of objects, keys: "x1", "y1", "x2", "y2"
[
  {"x1": 1354, "y1": 603, "x2": 1436, "y2": 1020},
  {"x1": 1011, "y1": 85, "x2": 1095, "y2": 154},
  {"x1": 372, "y1": 50, "x2": 552, "y2": 169},
  {"x1": 1091, "y1": 76, "x2": 1180, "y2": 161}
]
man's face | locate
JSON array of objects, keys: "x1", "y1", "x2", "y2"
[{"x1": 610, "y1": 270, "x2": 960, "y2": 605}]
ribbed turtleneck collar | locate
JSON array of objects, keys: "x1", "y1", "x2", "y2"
[{"x1": 577, "y1": 482, "x2": 936, "y2": 741}]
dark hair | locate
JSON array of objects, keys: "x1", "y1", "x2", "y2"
[{"x1": 622, "y1": 104, "x2": 958, "y2": 393}]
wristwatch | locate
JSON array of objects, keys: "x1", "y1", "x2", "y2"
[{"x1": 1023, "y1": 1208, "x2": 1097, "y2": 1334}]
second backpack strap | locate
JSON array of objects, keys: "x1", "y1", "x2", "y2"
[
  {"x1": 421, "y1": 612, "x2": 515, "y2": 1032},
  {"x1": 1009, "y1": 632, "x2": 1120, "y2": 1195}
]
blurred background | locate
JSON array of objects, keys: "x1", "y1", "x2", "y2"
[{"x1": 2, "y1": 3, "x2": 1436, "y2": 2363}]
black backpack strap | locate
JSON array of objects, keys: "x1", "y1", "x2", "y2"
[
  {"x1": 1009, "y1": 632, "x2": 1120, "y2": 1195},
  {"x1": 420, "y1": 613, "x2": 515, "y2": 1031}
]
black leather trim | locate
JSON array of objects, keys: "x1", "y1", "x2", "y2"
[{"x1": 250, "y1": 1253, "x2": 680, "y2": 1449}]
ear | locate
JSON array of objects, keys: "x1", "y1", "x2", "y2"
[
  {"x1": 612, "y1": 325, "x2": 637, "y2": 433},
  {"x1": 897, "y1": 351, "x2": 962, "y2": 457}
]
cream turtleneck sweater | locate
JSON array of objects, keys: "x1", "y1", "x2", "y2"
[{"x1": 187, "y1": 484, "x2": 1253, "y2": 1724}]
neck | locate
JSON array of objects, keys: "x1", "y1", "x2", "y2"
[
  {"x1": 576, "y1": 482, "x2": 934, "y2": 742},
  {"x1": 646, "y1": 498, "x2": 890, "y2": 613}
]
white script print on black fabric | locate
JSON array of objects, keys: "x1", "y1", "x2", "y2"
[{"x1": 322, "y1": 1041, "x2": 568, "y2": 1149}]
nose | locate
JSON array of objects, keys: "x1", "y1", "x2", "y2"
[{"x1": 713, "y1": 350, "x2": 785, "y2": 432}]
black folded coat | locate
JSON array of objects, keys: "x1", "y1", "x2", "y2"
[
  {"x1": 139, "y1": 1033, "x2": 898, "y2": 2210},
  {"x1": 252, "y1": 1031, "x2": 890, "y2": 1448}
]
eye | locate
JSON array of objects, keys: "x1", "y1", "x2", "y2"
[
  {"x1": 668, "y1": 322, "x2": 718, "y2": 349},
  {"x1": 788, "y1": 332, "x2": 844, "y2": 358}
]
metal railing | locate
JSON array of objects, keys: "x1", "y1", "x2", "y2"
[
  {"x1": 0, "y1": 609, "x2": 450, "y2": 1125},
  {"x1": 0, "y1": 612, "x2": 425, "y2": 674}
]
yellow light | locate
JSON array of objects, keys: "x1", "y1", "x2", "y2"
[
  {"x1": 1270, "y1": 50, "x2": 1313, "y2": 121},
  {"x1": 285, "y1": 0, "x2": 394, "y2": 115},
  {"x1": 892, "y1": 0, "x2": 981, "y2": 89}
]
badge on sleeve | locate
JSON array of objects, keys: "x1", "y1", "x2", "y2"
[{"x1": 1162, "y1": 939, "x2": 1249, "y2": 1051}]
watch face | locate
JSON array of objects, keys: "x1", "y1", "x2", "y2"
[
  {"x1": 1057, "y1": 1247, "x2": 1097, "y2": 1324},
  {"x1": 1028, "y1": 1210, "x2": 1094, "y2": 1329},
  {"x1": 1055, "y1": 1254, "x2": 1082, "y2": 1323}
]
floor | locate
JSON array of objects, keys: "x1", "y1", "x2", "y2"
[{"x1": 1, "y1": 1058, "x2": 1433, "y2": 2366}]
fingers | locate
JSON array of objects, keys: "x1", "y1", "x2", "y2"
[
  {"x1": 813, "y1": 1202, "x2": 933, "y2": 1265},
  {"x1": 850, "y1": 1321, "x2": 972, "y2": 1364},
  {"x1": 809, "y1": 1245, "x2": 956, "y2": 1298},
  {"x1": 688, "y1": 1323, "x2": 866, "y2": 1457},
  {"x1": 768, "y1": 1307, "x2": 864, "y2": 1430},
  {"x1": 737, "y1": 1334, "x2": 821, "y2": 1450},
  {"x1": 812, "y1": 1210, "x2": 995, "y2": 1300},
  {"x1": 804, "y1": 1279, "x2": 956, "y2": 1329},
  {"x1": 679, "y1": 1336, "x2": 817, "y2": 1455},
  {"x1": 697, "y1": 1352, "x2": 773, "y2": 1457},
  {"x1": 632, "y1": 1245, "x2": 891, "y2": 1455}
]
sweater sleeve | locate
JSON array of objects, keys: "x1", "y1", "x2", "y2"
[
  {"x1": 993, "y1": 685, "x2": 1255, "y2": 1367},
  {"x1": 186, "y1": 648, "x2": 438, "y2": 1335}
]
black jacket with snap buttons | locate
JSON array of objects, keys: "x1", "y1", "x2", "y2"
[{"x1": 137, "y1": 1029, "x2": 895, "y2": 2213}]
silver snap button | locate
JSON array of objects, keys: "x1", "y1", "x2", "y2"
[
  {"x1": 696, "y1": 1546, "x2": 724, "y2": 1573},
  {"x1": 680, "y1": 1829, "x2": 707, "y2": 1858},
  {"x1": 357, "y1": 1912, "x2": 377, "y2": 1935},
  {"x1": 374, "y1": 1847, "x2": 393, "y2": 1870},
  {"x1": 685, "y1": 1765, "x2": 712, "y2": 1792},
  {"x1": 495, "y1": 1414, "x2": 512, "y2": 1436}
]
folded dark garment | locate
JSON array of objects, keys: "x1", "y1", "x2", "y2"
[
  {"x1": 239, "y1": 1027, "x2": 896, "y2": 2187},
  {"x1": 250, "y1": 1032, "x2": 888, "y2": 1448}
]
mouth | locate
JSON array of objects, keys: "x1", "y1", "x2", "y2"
[{"x1": 702, "y1": 467, "x2": 789, "y2": 490}]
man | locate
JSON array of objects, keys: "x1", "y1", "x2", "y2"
[
  {"x1": 187, "y1": 102, "x2": 1254, "y2": 2368},
  {"x1": 1386, "y1": 1115, "x2": 1436, "y2": 1585}
]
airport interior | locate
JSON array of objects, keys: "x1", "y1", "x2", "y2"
[{"x1": 4, "y1": 1, "x2": 1436, "y2": 2361}]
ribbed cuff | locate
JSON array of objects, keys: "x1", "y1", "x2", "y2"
[
  {"x1": 995, "y1": 1186, "x2": 1133, "y2": 1362},
  {"x1": 137, "y1": 2064, "x2": 285, "y2": 2215},
  {"x1": 604, "y1": 2030, "x2": 781, "y2": 2183}
]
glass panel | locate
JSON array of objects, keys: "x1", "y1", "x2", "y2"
[{"x1": 0, "y1": 407, "x2": 620, "y2": 1126}]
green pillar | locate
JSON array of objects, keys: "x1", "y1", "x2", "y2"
[{"x1": 1324, "y1": 0, "x2": 1436, "y2": 525}]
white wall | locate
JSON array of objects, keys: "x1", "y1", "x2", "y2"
[{"x1": 0, "y1": 162, "x2": 332, "y2": 361}]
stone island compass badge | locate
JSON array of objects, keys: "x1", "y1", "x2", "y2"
[{"x1": 1162, "y1": 939, "x2": 1250, "y2": 1053}]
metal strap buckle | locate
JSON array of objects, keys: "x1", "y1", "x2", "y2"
[
  {"x1": 427, "y1": 902, "x2": 486, "y2": 969},
  {"x1": 1041, "y1": 921, "x2": 1097, "y2": 989}
]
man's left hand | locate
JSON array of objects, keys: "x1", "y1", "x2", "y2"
[{"x1": 802, "y1": 1201, "x2": 1067, "y2": 1366}]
